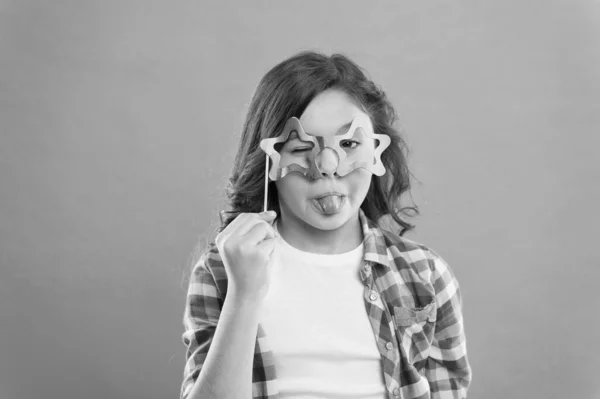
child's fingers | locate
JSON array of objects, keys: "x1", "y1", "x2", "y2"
[
  {"x1": 258, "y1": 210, "x2": 277, "y2": 222},
  {"x1": 255, "y1": 236, "x2": 275, "y2": 258},
  {"x1": 222, "y1": 211, "x2": 275, "y2": 237},
  {"x1": 237, "y1": 212, "x2": 276, "y2": 235},
  {"x1": 243, "y1": 220, "x2": 276, "y2": 245}
]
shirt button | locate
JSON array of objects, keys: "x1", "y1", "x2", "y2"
[
  {"x1": 386, "y1": 341, "x2": 394, "y2": 350},
  {"x1": 369, "y1": 291, "x2": 378, "y2": 301},
  {"x1": 393, "y1": 388, "x2": 400, "y2": 397}
]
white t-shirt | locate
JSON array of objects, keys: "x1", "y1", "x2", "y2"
[{"x1": 260, "y1": 224, "x2": 386, "y2": 398}]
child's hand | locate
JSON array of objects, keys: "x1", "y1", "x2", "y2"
[{"x1": 215, "y1": 211, "x2": 277, "y2": 302}]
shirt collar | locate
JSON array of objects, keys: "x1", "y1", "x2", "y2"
[{"x1": 358, "y1": 208, "x2": 392, "y2": 270}]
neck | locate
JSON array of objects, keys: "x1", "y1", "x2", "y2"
[{"x1": 276, "y1": 210, "x2": 363, "y2": 254}]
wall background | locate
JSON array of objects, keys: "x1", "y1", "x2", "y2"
[{"x1": 1, "y1": 1, "x2": 599, "y2": 398}]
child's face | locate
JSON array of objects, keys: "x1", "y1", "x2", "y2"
[{"x1": 274, "y1": 89, "x2": 374, "y2": 231}]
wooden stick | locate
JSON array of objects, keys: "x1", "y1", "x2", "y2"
[{"x1": 263, "y1": 154, "x2": 269, "y2": 212}]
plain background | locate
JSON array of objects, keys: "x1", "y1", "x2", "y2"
[{"x1": 1, "y1": 1, "x2": 599, "y2": 398}]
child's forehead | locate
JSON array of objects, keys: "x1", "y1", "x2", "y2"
[
  {"x1": 298, "y1": 89, "x2": 372, "y2": 136},
  {"x1": 295, "y1": 112, "x2": 374, "y2": 138}
]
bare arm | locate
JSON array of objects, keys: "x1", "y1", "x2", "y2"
[
  {"x1": 187, "y1": 294, "x2": 262, "y2": 399},
  {"x1": 181, "y1": 212, "x2": 276, "y2": 399}
]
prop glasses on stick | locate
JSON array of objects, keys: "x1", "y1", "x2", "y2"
[{"x1": 259, "y1": 114, "x2": 391, "y2": 211}]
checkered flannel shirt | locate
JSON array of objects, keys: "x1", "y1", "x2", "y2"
[{"x1": 181, "y1": 209, "x2": 472, "y2": 398}]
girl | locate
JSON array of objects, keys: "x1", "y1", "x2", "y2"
[{"x1": 180, "y1": 51, "x2": 472, "y2": 399}]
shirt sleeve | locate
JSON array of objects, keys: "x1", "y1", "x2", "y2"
[
  {"x1": 180, "y1": 247, "x2": 223, "y2": 399},
  {"x1": 422, "y1": 252, "x2": 472, "y2": 398}
]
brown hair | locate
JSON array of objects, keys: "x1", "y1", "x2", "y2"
[{"x1": 220, "y1": 50, "x2": 418, "y2": 235}]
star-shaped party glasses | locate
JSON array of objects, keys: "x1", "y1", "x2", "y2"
[{"x1": 259, "y1": 114, "x2": 390, "y2": 181}]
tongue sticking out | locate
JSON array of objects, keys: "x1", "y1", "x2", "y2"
[{"x1": 315, "y1": 195, "x2": 344, "y2": 214}]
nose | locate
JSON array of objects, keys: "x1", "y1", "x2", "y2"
[{"x1": 315, "y1": 148, "x2": 339, "y2": 177}]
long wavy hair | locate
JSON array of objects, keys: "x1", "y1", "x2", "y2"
[{"x1": 220, "y1": 50, "x2": 418, "y2": 236}]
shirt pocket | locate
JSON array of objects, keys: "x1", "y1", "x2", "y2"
[{"x1": 391, "y1": 301, "x2": 436, "y2": 367}]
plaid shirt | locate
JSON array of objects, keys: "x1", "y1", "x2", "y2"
[{"x1": 181, "y1": 210, "x2": 472, "y2": 398}]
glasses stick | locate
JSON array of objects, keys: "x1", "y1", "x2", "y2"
[{"x1": 263, "y1": 154, "x2": 269, "y2": 212}]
